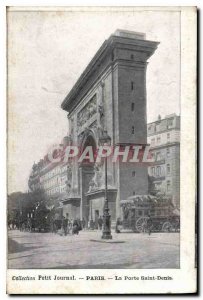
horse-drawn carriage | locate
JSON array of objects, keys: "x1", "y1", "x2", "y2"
[
  {"x1": 27, "y1": 216, "x2": 51, "y2": 232},
  {"x1": 120, "y1": 195, "x2": 180, "y2": 233},
  {"x1": 25, "y1": 206, "x2": 52, "y2": 232}
]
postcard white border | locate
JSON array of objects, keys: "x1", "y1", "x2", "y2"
[{"x1": 4, "y1": 5, "x2": 197, "y2": 295}]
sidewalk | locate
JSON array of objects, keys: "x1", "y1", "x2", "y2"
[{"x1": 8, "y1": 230, "x2": 180, "y2": 269}]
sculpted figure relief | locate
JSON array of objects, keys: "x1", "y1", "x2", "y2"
[
  {"x1": 88, "y1": 164, "x2": 103, "y2": 192},
  {"x1": 77, "y1": 95, "x2": 97, "y2": 129},
  {"x1": 88, "y1": 162, "x2": 114, "y2": 193}
]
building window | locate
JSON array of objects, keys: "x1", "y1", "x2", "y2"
[
  {"x1": 133, "y1": 191, "x2": 135, "y2": 195},
  {"x1": 131, "y1": 54, "x2": 134, "y2": 60},
  {"x1": 167, "y1": 180, "x2": 171, "y2": 192},
  {"x1": 166, "y1": 148, "x2": 170, "y2": 157},
  {"x1": 157, "y1": 136, "x2": 161, "y2": 144},
  {"x1": 131, "y1": 103, "x2": 135, "y2": 111},
  {"x1": 150, "y1": 152, "x2": 155, "y2": 160},
  {"x1": 132, "y1": 171, "x2": 136, "y2": 177},
  {"x1": 167, "y1": 133, "x2": 170, "y2": 142},
  {"x1": 156, "y1": 152, "x2": 161, "y2": 161},
  {"x1": 151, "y1": 138, "x2": 155, "y2": 146},
  {"x1": 167, "y1": 164, "x2": 171, "y2": 174},
  {"x1": 156, "y1": 166, "x2": 161, "y2": 177},
  {"x1": 167, "y1": 118, "x2": 174, "y2": 129},
  {"x1": 131, "y1": 81, "x2": 134, "y2": 90},
  {"x1": 155, "y1": 182, "x2": 162, "y2": 191},
  {"x1": 151, "y1": 167, "x2": 155, "y2": 176},
  {"x1": 132, "y1": 126, "x2": 135, "y2": 134},
  {"x1": 155, "y1": 124, "x2": 160, "y2": 132}
]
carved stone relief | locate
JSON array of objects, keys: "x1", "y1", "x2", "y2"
[
  {"x1": 87, "y1": 162, "x2": 114, "y2": 193},
  {"x1": 97, "y1": 81, "x2": 106, "y2": 135},
  {"x1": 77, "y1": 94, "x2": 97, "y2": 130},
  {"x1": 66, "y1": 164, "x2": 72, "y2": 195},
  {"x1": 88, "y1": 163, "x2": 103, "y2": 193}
]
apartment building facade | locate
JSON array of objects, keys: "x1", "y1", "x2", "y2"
[
  {"x1": 28, "y1": 138, "x2": 71, "y2": 201},
  {"x1": 147, "y1": 114, "x2": 180, "y2": 208}
]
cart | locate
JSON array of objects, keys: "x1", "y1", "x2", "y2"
[{"x1": 120, "y1": 195, "x2": 180, "y2": 233}]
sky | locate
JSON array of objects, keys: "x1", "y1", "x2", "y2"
[{"x1": 7, "y1": 7, "x2": 180, "y2": 193}]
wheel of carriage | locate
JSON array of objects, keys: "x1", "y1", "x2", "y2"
[
  {"x1": 135, "y1": 217, "x2": 148, "y2": 233},
  {"x1": 162, "y1": 221, "x2": 173, "y2": 232}
]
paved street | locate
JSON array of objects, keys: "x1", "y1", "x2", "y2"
[{"x1": 8, "y1": 230, "x2": 180, "y2": 269}]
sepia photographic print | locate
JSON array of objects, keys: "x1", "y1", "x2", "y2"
[{"x1": 6, "y1": 6, "x2": 197, "y2": 294}]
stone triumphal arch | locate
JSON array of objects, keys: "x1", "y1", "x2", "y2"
[{"x1": 60, "y1": 30, "x2": 159, "y2": 225}]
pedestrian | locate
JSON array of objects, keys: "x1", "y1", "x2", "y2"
[
  {"x1": 8, "y1": 220, "x2": 12, "y2": 230},
  {"x1": 53, "y1": 219, "x2": 57, "y2": 234},
  {"x1": 77, "y1": 219, "x2": 82, "y2": 231},
  {"x1": 69, "y1": 219, "x2": 73, "y2": 233},
  {"x1": 87, "y1": 219, "x2": 91, "y2": 230},
  {"x1": 95, "y1": 218, "x2": 98, "y2": 230},
  {"x1": 82, "y1": 217, "x2": 86, "y2": 230},
  {"x1": 98, "y1": 216, "x2": 103, "y2": 230},
  {"x1": 147, "y1": 213, "x2": 153, "y2": 235},
  {"x1": 67, "y1": 219, "x2": 71, "y2": 234},
  {"x1": 62, "y1": 216, "x2": 68, "y2": 236},
  {"x1": 65, "y1": 214, "x2": 70, "y2": 235},
  {"x1": 51, "y1": 218, "x2": 54, "y2": 233},
  {"x1": 72, "y1": 219, "x2": 79, "y2": 235},
  {"x1": 115, "y1": 217, "x2": 122, "y2": 233}
]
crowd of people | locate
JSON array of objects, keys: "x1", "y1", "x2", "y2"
[
  {"x1": 53, "y1": 215, "x2": 104, "y2": 236},
  {"x1": 8, "y1": 213, "x2": 125, "y2": 234},
  {"x1": 8, "y1": 214, "x2": 153, "y2": 235}
]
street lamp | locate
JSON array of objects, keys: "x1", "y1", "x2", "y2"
[{"x1": 98, "y1": 130, "x2": 112, "y2": 239}]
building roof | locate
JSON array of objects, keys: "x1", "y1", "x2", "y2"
[{"x1": 147, "y1": 114, "x2": 180, "y2": 126}]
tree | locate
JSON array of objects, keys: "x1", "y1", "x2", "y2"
[{"x1": 8, "y1": 189, "x2": 49, "y2": 224}]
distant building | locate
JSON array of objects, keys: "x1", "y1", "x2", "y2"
[
  {"x1": 28, "y1": 137, "x2": 71, "y2": 201},
  {"x1": 147, "y1": 114, "x2": 180, "y2": 208}
]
